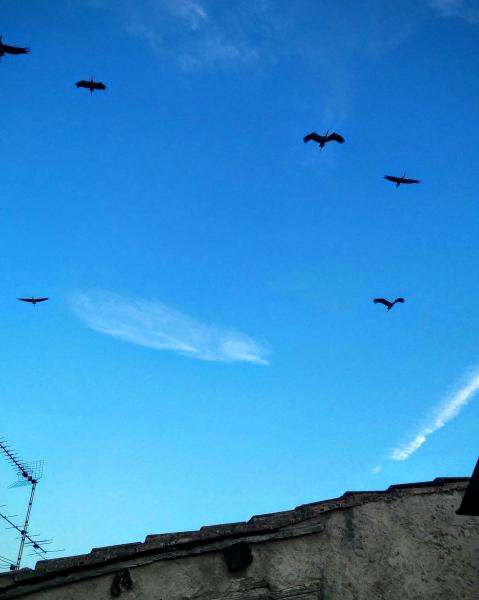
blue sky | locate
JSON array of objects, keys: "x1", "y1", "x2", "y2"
[{"x1": 1, "y1": 0, "x2": 478, "y2": 568}]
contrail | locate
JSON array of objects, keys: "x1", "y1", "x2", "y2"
[{"x1": 390, "y1": 368, "x2": 479, "y2": 461}]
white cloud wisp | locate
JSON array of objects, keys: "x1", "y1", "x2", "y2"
[
  {"x1": 119, "y1": 0, "x2": 270, "y2": 69},
  {"x1": 390, "y1": 368, "x2": 479, "y2": 461},
  {"x1": 70, "y1": 291, "x2": 270, "y2": 365},
  {"x1": 427, "y1": 0, "x2": 479, "y2": 23}
]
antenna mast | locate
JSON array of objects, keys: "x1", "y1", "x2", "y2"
[
  {"x1": 15, "y1": 481, "x2": 37, "y2": 570},
  {"x1": 0, "y1": 437, "x2": 53, "y2": 570}
]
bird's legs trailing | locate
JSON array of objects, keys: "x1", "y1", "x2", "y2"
[
  {"x1": 388, "y1": 300, "x2": 397, "y2": 310},
  {"x1": 320, "y1": 129, "x2": 329, "y2": 150}
]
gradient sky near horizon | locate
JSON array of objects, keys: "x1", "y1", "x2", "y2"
[{"x1": 1, "y1": 0, "x2": 478, "y2": 568}]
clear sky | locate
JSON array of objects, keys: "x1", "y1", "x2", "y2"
[{"x1": 1, "y1": 0, "x2": 478, "y2": 569}]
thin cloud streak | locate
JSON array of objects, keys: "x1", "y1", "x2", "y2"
[
  {"x1": 427, "y1": 0, "x2": 479, "y2": 22},
  {"x1": 118, "y1": 0, "x2": 269, "y2": 69},
  {"x1": 163, "y1": 0, "x2": 209, "y2": 27},
  {"x1": 96, "y1": 1, "x2": 433, "y2": 114},
  {"x1": 70, "y1": 291, "x2": 270, "y2": 365},
  {"x1": 390, "y1": 368, "x2": 479, "y2": 461}
]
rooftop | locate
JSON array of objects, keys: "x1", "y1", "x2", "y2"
[{"x1": 0, "y1": 476, "x2": 470, "y2": 597}]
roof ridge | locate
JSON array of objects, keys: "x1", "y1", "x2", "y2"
[{"x1": 1, "y1": 476, "x2": 469, "y2": 585}]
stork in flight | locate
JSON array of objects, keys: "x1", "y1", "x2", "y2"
[
  {"x1": 303, "y1": 130, "x2": 345, "y2": 150},
  {"x1": 0, "y1": 35, "x2": 29, "y2": 61},
  {"x1": 373, "y1": 298, "x2": 405, "y2": 311},
  {"x1": 384, "y1": 174, "x2": 419, "y2": 188},
  {"x1": 18, "y1": 297, "x2": 49, "y2": 306},
  {"x1": 75, "y1": 77, "x2": 107, "y2": 95}
]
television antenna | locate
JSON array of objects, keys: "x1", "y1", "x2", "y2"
[{"x1": 0, "y1": 437, "x2": 57, "y2": 570}]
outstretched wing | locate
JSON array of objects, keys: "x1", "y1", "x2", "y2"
[
  {"x1": 394, "y1": 298, "x2": 405, "y2": 304},
  {"x1": 34, "y1": 297, "x2": 49, "y2": 303},
  {"x1": 75, "y1": 80, "x2": 90, "y2": 88},
  {"x1": 303, "y1": 132, "x2": 323, "y2": 144},
  {"x1": 384, "y1": 175, "x2": 400, "y2": 183},
  {"x1": 18, "y1": 298, "x2": 34, "y2": 303},
  {"x1": 325, "y1": 132, "x2": 345, "y2": 144},
  {"x1": 92, "y1": 81, "x2": 106, "y2": 90},
  {"x1": 385, "y1": 175, "x2": 419, "y2": 184},
  {"x1": 374, "y1": 298, "x2": 393, "y2": 308},
  {"x1": 2, "y1": 44, "x2": 29, "y2": 55}
]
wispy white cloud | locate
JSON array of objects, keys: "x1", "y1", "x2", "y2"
[
  {"x1": 117, "y1": 0, "x2": 272, "y2": 69},
  {"x1": 178, "y1": 36, "x2": 259, "y2": 70},
  {"x1": 390, "y1": 368, "x2": 479, "y2": 461},
  {"x1": 70, "y1": 291, "x2": 270, "y2": 365},
  {"x1": 85, "y1": 0, "x2": 473, "y2": 113},
  {"x1": 162, "y1": 0, "x2": 209, "y2": 30},
  {"x1": 427, "y1": 0, "x2": 479, "y2": 23},
  {"x1": 371, "y1": 465, "x2": 382, "y2": 474},
  {"x1": 429, "y1": 0, "x2": 463, "y2": 11}
]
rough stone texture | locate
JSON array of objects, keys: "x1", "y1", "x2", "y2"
[{"x1": 0, "y1": 478, "x2": 477, "y2": 600}]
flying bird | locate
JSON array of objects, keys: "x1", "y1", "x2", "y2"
[
  {"x1": 75, "y1": 77, "x2": 107, "y2": 95},
  {"x1": 18, "y1": 297, "x2": 49, "y2": 306},
  {"x1": 384, "y1": 174, "x2": 420, "y2": 188},
  {"x1": 303, "y1": 131, "x2": 345, "y2": 149},
  {"x1": 0, "y1": 35, "x2": 29, "y2": 61},
  {"x1": 373, "y1": 298, "x2": 405, "y2": 311}
]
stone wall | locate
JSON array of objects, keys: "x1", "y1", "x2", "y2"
[{"x1": 0, "y1": 479, "x2": 477, "y2": 600}]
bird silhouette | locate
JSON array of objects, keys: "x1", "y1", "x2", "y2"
[
  {"x1": 373, "y1": 298, "x2": 405, "y2": 311},
  {"x1": 303, "y1": 131, "x2": 345, "y2": 149},
  {"x1": 384, "y1": 174, "x2": 419, "y2": 188},
  {"x1": 18, "y1": 297, "x2": 49, "y2": 306},
  {"x1": 0, "y1": 35, "x2": 29, "y2": 61},
  {"x1": 75, "y1": 77, "x2": 107, "y2": 95}
]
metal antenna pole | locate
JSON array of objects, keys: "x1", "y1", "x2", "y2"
[
  {"x1": 0, "y1": 437, "x2": 58, "y2": 571},
  {"x1": 0, "y1": 507, "x2": 50, "y2": 565},
  {"x1": 15, "y1": 480, "x2": 37, "y2": 570}
]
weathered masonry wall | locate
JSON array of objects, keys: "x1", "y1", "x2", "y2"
[{"x1": 0, "y1": 479, "x2": 477, "y2": 600}]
